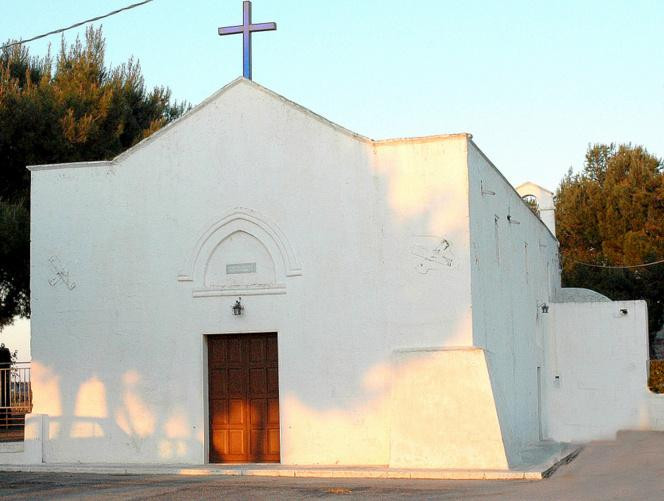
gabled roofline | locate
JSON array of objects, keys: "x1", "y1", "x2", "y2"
[
  {"x1": 515, "y1": 181, "x2": 554, "y2": 195},
  {"x1": 27, "y1": 78, "x2": 372, "y2": 172},
  {"x1": 27, "y1": 77, "x2": 476, "y2": 172},
  {"x1": 29, "y1": 78, "x2": 243, "y2": 171},
  {"x1": 245, "y1": 79, "x2": 372, "y2": 144}
]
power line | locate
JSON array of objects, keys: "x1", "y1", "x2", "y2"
[
  {"x1": 0, "y1": 0, "x2": 154, "y2": 51},
  {"x1": 572, "y1": 258, "x2": 664, "y2": 269}
]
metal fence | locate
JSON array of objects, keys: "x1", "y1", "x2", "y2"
[{"x1": 0, "y1": 362, "x2": 32, "y2": 441}]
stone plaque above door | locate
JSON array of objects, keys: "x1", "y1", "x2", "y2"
[{"x1": 206, "y1": 231, "x2": 276, "y2": 290}]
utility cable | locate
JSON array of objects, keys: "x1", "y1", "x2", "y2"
[
  {"x1": 1, "y1": 0, "x2": 154, "y2": 51},
  {"x1": 571, "y1": 258, "x2": 664, "y2": 269}
]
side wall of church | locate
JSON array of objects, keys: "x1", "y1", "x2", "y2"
[
  {"x1": 28, "y1": 81, "x2": 476, "y2": 466},
  {"x1": 466, "y1": 141, "x2": 560, "y2": 465}
]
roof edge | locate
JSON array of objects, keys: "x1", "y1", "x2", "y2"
[
  {"x1": 112, "y1": 77, "x2": 249, "y2": 164},
  {"x1": 25, "y1": 79, "x2": 478, "y2": 172},
  {"x1": 244, "y1": 79, "x2": 372, "y2": 143},
  {"x1": 27, "y1": 78, "x2": 248, "y2": 172},
  {"x1": 28, "y1": 160, "x2": 112, "y2": 172},
  {"x1": 27, "y1": 77, "x2": 375, "y2": 173},
  {"x1": 468, "y1": 138, "x2": 558, "y2": 243},
  {"x1": 374, "y1": 132, "x2": 472, "y2": 145}
]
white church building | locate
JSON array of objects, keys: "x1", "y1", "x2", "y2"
[{"x1": 6, "y1": 78, "x2": 658, "y2": 469}]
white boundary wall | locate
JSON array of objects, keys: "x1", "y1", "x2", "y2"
[
  {"x1": 543, "y1": 300, "x2": 650, "y2": 442},
  {"x1": 0, "y1": 414, "x2": 45, "y2": 465}
]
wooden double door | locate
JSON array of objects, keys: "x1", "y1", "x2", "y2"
[{"x1": 208, "y1": 333, "x2": 280, "y2": 463}]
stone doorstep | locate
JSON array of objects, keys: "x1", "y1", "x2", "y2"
[{"x1": 0, "y1": 445, "x2": 582, "y2": 481}]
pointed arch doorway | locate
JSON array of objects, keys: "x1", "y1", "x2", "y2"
[{"x1": 207, "y1": 333, "x2": 280, "y2": 463}]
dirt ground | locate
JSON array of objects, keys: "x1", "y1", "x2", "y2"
[{"x1": 1, "y1": 430, "x2": 663, "y2": 500}]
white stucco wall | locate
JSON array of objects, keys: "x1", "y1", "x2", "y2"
[
  {"x1": 467, "y1": 142, "x2": 560, "y2": 465},
  {"x1": 390, "y1": 348, "x2": 509, "y2": 469},
  {"x1": 0, "y1": 414, "x2": 45, "y2": 465},
  {"x1": 25, "y1": 78, "x2": 656, "y2": 469},
  {"x1": 28, "y1": 79, "x2": 478, "y2": 466},
  {"x1": 543, "y1": 300, "x2": 649, "y2": 443},
  {"x1": 372, "y1": 135, "x2": 474, "y2": 351}
]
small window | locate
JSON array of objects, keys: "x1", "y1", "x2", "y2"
[{"x1": 522, "y1": 194, "x2": 540, "y2": 217}]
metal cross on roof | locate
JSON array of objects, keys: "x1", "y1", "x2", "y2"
[{"x1": 218, "y1": 0, "x2": 276, "y2": 80}]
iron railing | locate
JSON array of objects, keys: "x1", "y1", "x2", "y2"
[{"x1": 0, "y1": 362, "x2": 32, "y2": 441}]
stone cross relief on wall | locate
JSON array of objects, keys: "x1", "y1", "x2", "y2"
[{"x1": 48, "y1": 256, "x2": 76, "y2": 290}]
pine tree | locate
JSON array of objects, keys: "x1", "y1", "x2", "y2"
[
  {"x1": 0, "y1": 26, "x2": 188, "y2": 329},
  {"x1": 556, "y1": 144, "x2": 664, "y2": 353}
]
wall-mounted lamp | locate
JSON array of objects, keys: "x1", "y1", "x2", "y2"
[
  {"x1": 232, "y1": 297, "x2": 244, "y2": 316},
  {"x1": 620, "y1": 308, "x2": 628, "y2": 316},
  {"x1": 540, "y1": 303, "x2": 549, "y2": 314}
]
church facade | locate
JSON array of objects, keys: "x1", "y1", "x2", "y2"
[{"x1": 20, "y1": 78, "x2": 653, "y2": 468}]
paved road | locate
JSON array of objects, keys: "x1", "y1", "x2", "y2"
[{"x1": 1, "y1": 431, "x2": 663, "y2": 500}]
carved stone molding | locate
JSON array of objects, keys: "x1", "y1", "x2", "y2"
[{"x1": 178, "y1": 207, "x2": 301, "y2": 297}]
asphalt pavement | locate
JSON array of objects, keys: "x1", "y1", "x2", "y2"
[{"x1": 1, "y1": 430, "x2": 663, "y2": 500}]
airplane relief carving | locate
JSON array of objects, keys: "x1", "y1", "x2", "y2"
[
  {"x1": 410, "y1": 236, "x2": 455, "y2": 274},
  {"x1": 48, "y1": 256, "x2": 77, "y2": 290}
]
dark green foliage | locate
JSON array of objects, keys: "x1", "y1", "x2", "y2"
[
  {"x1": 556, "y1": 144, "x2": 664, "y2": 354},
  {"x1": 0, "y1": 199, "x2": 29, "y2": 326},
  {"x1": 522, "y1": 195, "x2": 540, "y2": 217},
  {"x1": 0, "y1": 26, "x2": 188, "y2": 329}
]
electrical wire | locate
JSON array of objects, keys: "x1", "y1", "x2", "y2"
[
  {"x1": 1, "y1": 0, "x2": 154, "y2": 51},
  {"x1": 571, "y1": 258, "x2": 664, "y2": 269}
]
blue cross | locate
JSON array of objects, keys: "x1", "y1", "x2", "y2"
[{"x1": 218, "y1": 1, "x2": 277, "y2": 80}]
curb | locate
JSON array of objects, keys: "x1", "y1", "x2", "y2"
[{"x1": 0, "y1": 446, "x2": 582, "y2": 481}]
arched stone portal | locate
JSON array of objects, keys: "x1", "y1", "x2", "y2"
[{"x1": 178, "y1": 207, "x2": 302, "y2": 296}]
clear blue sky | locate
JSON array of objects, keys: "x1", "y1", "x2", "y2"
[{"x1": 3, "y1": 0, "x2": 663, "y2": 189}]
